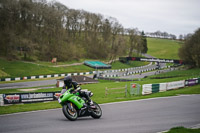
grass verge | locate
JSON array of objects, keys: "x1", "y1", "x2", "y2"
[
  {"x1": 166, "y1": 126, "x2": 200, "y2": 133},
  {"x1": 0, "y1": 81, "x2": 199, "y2": 115}
]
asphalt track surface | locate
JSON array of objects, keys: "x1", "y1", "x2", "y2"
[
  {"x1": 0, "y1": 95, "x2": 200, "y2": 133},
  {"x1": 0, "y1": 79, "x2": 57, "y2": 89}
]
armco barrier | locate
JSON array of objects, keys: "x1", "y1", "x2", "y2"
[
  {"x1": 98, "y1": 77, "x2": 136, "y2": 82},
  {"x1": 0, "y1": 71, "x2": 94, "y2": 82}
]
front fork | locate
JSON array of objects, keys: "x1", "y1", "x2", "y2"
[{"x1": 67, "y1": 102, "x2": 74, "y2": 111}]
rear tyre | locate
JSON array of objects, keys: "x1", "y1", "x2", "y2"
[
  {"x1": 91, "y1": 102, "x2": 102, "y2": 119},
  {"x1": 62, "y1": 104, "x2": 78, "y2": 121}
]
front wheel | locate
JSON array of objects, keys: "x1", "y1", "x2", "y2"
[
  {"x1": 62, "y1": 103, "x2": 78, "y2": 121},
  {"x1": 91, "y1": 102, "x2": 102, "y2": 119}
]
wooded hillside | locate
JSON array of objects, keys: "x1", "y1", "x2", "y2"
[{"x1": 0, "y1": 0, "x2": 147, "y2": 61}]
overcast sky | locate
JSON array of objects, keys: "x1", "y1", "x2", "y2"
[{"x1": 57, "y1": 0, "x2": 200, "y2": 36}]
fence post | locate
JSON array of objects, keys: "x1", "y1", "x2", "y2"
[
  {"x1": 105, "y1": 87, "x2": 108, "y2": 97},
  {"x1": 125, "y1": 84, "x2": 127, "y2": 97}
]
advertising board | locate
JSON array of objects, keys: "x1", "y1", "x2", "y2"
[
  {"x1": 20, "y1": 92, "x2": 54, "y2": 103},
  {"x1": 3, "y1": 94, "x2": 20, "y2": 104},
  {"x1": 167, "y1": 80, "x2": 185, "y2": 90},
  {"x1": 3, "y1": 92, "x2": 61, "y2": 104},
  {"x1": 185, "y1": 79, "x2": 198, "y2": 86}
]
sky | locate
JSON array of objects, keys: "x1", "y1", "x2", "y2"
[{"x1": 57, "y1": 0, "x2": 200, "y2": 36}]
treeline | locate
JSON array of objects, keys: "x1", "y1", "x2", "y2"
[
  {"x1": 0, "y1": 0, "x2": 147, "y2": 61},
  {"x1": 145, "y1": 31, "x2": 177, "y2": 40},
  {"x1": 179, "y1": 28, "x2": 200, "y2": 68}
]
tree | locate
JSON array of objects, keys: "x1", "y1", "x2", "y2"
[
  {"x1": 179, "y1": 28, "x2": 200, "y2": 67},
  {"x1": 0, "y1": 0, "x2": 130, "y2": 61},
  {"x1": 140, "y1": 31, "x2": 148, "y2": 54},
  {"x1": 179, "y1": 34, "x2": 183, "y2": 40},
  {"x1": 127, "y1": 28, "x2": 137, "y2": 56}
]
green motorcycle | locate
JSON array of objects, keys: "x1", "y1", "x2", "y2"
[{"x1": 58, "y1": 89, "x2": 102, "y2": 121}]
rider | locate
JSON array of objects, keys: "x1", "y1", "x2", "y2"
[{"x1": 61, "y1": 76, "x2": 94, "y2": 108}]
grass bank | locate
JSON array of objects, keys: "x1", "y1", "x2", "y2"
[
  {"x1": 147, "y1": 38, "x2": 182, "y2": 59},
  {"x1": 0, "y1": 58, "x2": 148, "y2": 78},
  {"x1": 147, "y1": 68, "x2": 200, "y2": 80},
  {"x1": 166, "y1": 126, "x2": 200, "y2": 133}
]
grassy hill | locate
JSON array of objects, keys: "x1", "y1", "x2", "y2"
[
  {"x1": 0, "y1": 58, "x2": 93, "y2": 78},
  {"x1": 0, "y1": 38, "x2": 182, "y2": 78},
  {"x1": 147, "y1": 38, "x2": 182, "y2": 59},
  {"x1": 0, "y1": 58, "x2": 148, "y2": 78}
]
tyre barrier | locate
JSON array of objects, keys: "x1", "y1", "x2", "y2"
[{"x1": 142, "y1": 78, "x2": 200, "y2": 95}]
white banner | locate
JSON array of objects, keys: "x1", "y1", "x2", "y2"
[{"x1": 167, "y1": 80, "x2": 185, "y2": 90}]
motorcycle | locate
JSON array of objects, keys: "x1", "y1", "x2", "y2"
[{"x1": 58, "y1": 89, "x2": 102, "y2": 121}]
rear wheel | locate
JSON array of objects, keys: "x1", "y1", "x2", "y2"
[
  {"x1": 91, "y1": 102, "x2": 102, "y2": 119},
  {"x1": 62, "y1": 103, "x2": 78, "y2": 121}
]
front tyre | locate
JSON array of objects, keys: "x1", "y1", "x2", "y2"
[
  {"x1": 91, "y1": 102, "x2": 102, "y2": 119},
  {"x1": 62, "y1": 104, "x2": 78, "y2": 121}
]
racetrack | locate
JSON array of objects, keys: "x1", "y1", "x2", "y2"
[{"x1": 0, "y1": 95, "x2": 200, "y2": 133}]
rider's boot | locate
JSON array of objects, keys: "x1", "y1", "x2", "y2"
[
  {"x1": 81, "y1": 103, "x2": 87, "y2": 110},
  {"x1": 79, "y1": 103, "x2": 87, "y2": 115},
  {"x1": 88, "y1": 100, "x2": 96, "y2": 109},
  {"x1": 89, "y1": 100, "x2": 94, "y2": 105}
]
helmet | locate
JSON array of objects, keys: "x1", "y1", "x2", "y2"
[{"x1": 63, "y1": 76, "x2": 72, "y2": 86}]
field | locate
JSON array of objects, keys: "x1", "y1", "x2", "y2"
[
  {"x1": 0, "y1": 38, "x2": 181, "y2": 78},
  {"x1": 0, "y1": 58, "x2": 148, "y2": 78},
  {"x1": 0, "y1": 58, "x2": 93, "y2": 78},
  {"x1": 147, "y1": 38, "x2": 182, "y2": 59}
]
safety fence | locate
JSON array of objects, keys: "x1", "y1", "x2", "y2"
[
  {"x1": 98, "y1": 77, "x2": 136, "y2": 82},
  {"x1": 142, "y1": 78, "x2": 200, "y2": 95},
  {"x1": 105, "y1": 85, "x2": 128, "y2": 97},
  {"x1": 105, "y1": 83, "x2": 141, "y2": 97}
]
